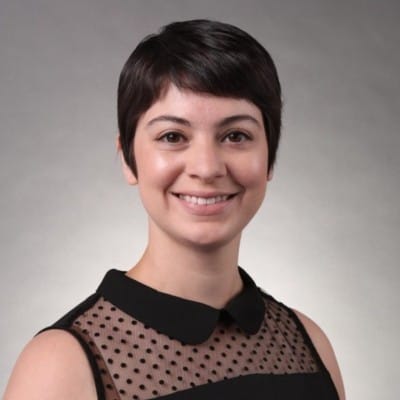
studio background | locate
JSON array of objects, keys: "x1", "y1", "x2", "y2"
[{"x1": 1, "y1": 1, "x2": 399, "y2": 399}]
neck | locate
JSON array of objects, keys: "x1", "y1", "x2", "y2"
[{"x1": 126, "y1": 227, "x2": 243, "y2": 309}]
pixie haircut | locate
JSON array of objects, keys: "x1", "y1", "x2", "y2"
[{"x1": 118, "y1": 19, "x2": 282, "y2": 175}]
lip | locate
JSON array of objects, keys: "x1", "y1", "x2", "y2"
[{"x1": 171, "y1": 191, "x2": 239, "y2": 216}]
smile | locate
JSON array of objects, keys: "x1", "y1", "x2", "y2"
[{"x1": 178, "y1": 194, "x2": 231, "y2": 205}]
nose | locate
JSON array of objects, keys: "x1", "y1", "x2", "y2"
[{"x1": 185, "y1": 138, "x2": 226, "y2": 182}]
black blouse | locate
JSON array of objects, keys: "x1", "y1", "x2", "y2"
[{"x1": 41, "y1": 267, "x2": 339, "y2": 400}]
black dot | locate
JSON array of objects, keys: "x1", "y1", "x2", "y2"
[
  {"x1": 127, "y1": 352, "x2": 133, "y2": 358},
  {"x1": 110, "y1": 307, "x2": 116, "y2": 311},
  {"x1": 175, "y1": 350, "x2": 182, "y2": 356},
  {"x1": 94, "y1": 332, "x2": 100, "y2": 337},
  {"x1": 151, "y1": 339, "x2": 157, "y2": 344},
  {"x1": 159, "y1": 379, "x2": 165, "y2": 385},
  {"x1": 177, "y1": 376, "x2": 183, "y2": 381},
  {"x1": 152, "y1": 364, "x2": 159, "y2": 369},
  {"x1": 172, "y1": 386, "x2": 177, "y2": 391},
  {"x1": 171, "y1": 360, "x2": 177, "y2": 366},
  {"x1": 107, "y1": 358, "x2": 113, "y2": 364},
  {"x1": 152, "y1": 390, "x2": 158, "y2": 396},
  {"x1": 114, "y1": 348, "x2": 121, "y2": 354},
  {"x1": 131, "y1": 320, "x2": 137, "y2": 325},
  {"x1": 133, "y1": 368, "x2": 140, "y2": 373},
  {"x1": 107, "y1": 335, "x2": 114, "y2": 341},
  {"x1": 100, "y1": 324, "x2": 106, "y2": 329},
  {"x1": 139, "y1": 384, "x2": 146, "y2": 390},
  {"x1": 126, "y1": 378, "x2": 132, "y2": 384},
  {"x1": 163, "y1": 344, "x2": 169, "y2": 350},
  {"x1": 140, "y1": 358, "x2": 146, "y2": 364},
  {"x1": 112, "y1": 327, "x2": 119, "y2": 332},
  {"x1": 118, "y1": 317, "x2": 124, "y2": 322},
  {"x1": 101, "y1": 344, "x2": 108, "y2": 350},
  {"x1": 183, "y1": 366, "x2": 188, "y2": 372},
  {"x1": 139, "y1": 334, "x2": 145, "y2": 339},
  {"x1": 92, "y1": 313, "x2": 98, "y2": 318},
  {"x1": 121, "y1": 362, "x2": 127, "y2": 368},
  {"x1": 146, "y1": 348, "x2": 152, "y2": 354},
  {"x1": 146, "y1": 374, "x2": 152, "y2": 380},
  {"x1": 113, "y1": 373, "x2": 119, "y2": 379},
  {"x1": 119, "y1": 389, "x2": 126, "y2": 395}
]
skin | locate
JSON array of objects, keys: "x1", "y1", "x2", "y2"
[{"x1": 3, "y1": 85, "x2": 345, "y2": 400}]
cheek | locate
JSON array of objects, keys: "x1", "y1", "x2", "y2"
[
  {"x1": 135, "y1": 147, "x2": 181, "y2": 189},
  {"x1": 234, "y1": 152, "x2": 268, "y2": 189}
]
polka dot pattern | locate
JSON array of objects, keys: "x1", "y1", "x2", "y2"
[{"x1": 71, "y1": 295, "x2": 318, "y2": 400}]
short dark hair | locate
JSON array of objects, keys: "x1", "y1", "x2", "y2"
[{"x1": 118, "y1": 19, "x2": 282, "y2": 175}]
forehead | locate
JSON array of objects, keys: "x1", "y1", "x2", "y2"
[{"x1": 137, "y1": 84, "x2": 264, "y2": 128}]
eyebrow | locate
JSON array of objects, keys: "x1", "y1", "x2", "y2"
[{"x1": 146, "y1": 114, "x2": 262, "y2": 128}]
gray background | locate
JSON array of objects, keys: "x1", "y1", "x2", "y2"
[{"x1": 1, "y1": 0, "x2": 399, "y2": 398}]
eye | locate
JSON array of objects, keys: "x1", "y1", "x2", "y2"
[
  {"x1": 158, "y1": 131, "x2": 186, "y2": 143},
  {"x1": 223, "y1": 130, "x2": 251, "y2": 143}
]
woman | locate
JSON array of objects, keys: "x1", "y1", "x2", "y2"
[{"x1": 4, "y1": 20, "x2": 345, "y2": 400}]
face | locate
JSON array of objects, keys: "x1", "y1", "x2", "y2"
[{"x1": 123, "y1": 84, "x2": 272, "y2": 250}]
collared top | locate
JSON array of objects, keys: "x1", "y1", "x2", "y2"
[
  {"x1": 43, "y1": 267, "x2": 339, "y2": 400},
  {"x1": 96, "y1": 267, "x2": 265, "y2": 344}
]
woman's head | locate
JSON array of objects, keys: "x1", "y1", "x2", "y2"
[{"x1": 118, "y1": 19, "x2": 282, "y2": 176}]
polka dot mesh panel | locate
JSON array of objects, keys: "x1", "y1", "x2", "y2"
[{"x1": 71, "y1": 296, "x2": 318, "y2": 400}]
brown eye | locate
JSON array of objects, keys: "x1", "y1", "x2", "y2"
[
  {"x1": 159, "y1": 132, "x2": 185, "y2": 143},
  {"x1": 224, "y1": 131, "x2": 251, "y2": 143}
]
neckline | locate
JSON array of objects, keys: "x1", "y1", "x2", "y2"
[{"x1": 96, "y1": 267, "x2": 265, "y2": 344}]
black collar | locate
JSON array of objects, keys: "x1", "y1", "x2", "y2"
[{"x1": 96, "y1": 267, "x2": 265, "y2": 345}]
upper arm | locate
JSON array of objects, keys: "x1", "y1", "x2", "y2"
[
  {"x1": 294, "y1": 309, "x2": 346, "y2": 400},
  {"x1": 3, "y1": 329, "x2": 97, "y2": 400}
]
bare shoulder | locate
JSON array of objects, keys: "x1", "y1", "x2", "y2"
[
  {"x1": 294, "y1": 309, "x2": 346, "y2": 400},
  {"x1": 3, "y1": 329, "x2": 97, "y2": 400}
]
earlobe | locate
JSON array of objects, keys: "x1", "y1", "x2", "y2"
[{"x1": 117, "y1": 135, "x2": 138, "y2": 185}]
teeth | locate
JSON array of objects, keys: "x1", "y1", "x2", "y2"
[{"x1": 179, "y1": 194, "x2": 230, "y2": 205}]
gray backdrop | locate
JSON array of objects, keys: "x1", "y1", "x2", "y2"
[{"x1": 1, "y1": 0, "x2": 399, "y2": 398}]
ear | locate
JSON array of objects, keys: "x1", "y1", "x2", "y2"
[
  {"x1": 116, "y1": 135, "x2": 137, "y2": 185},
  {"x1": 267, "y1": 167, "x2": 274, "y2": 181}
]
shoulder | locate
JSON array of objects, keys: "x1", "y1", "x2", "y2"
[
  {"x1": 3, "y1": 329, "x2": 97, "y2": 400},
  {"x1": 293, "y1": 309, "x2": 346, "y2": 400}
]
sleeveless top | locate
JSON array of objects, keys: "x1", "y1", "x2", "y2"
[{"x1": 40, "y1": 267, "x2": 339, "y2": 400}]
